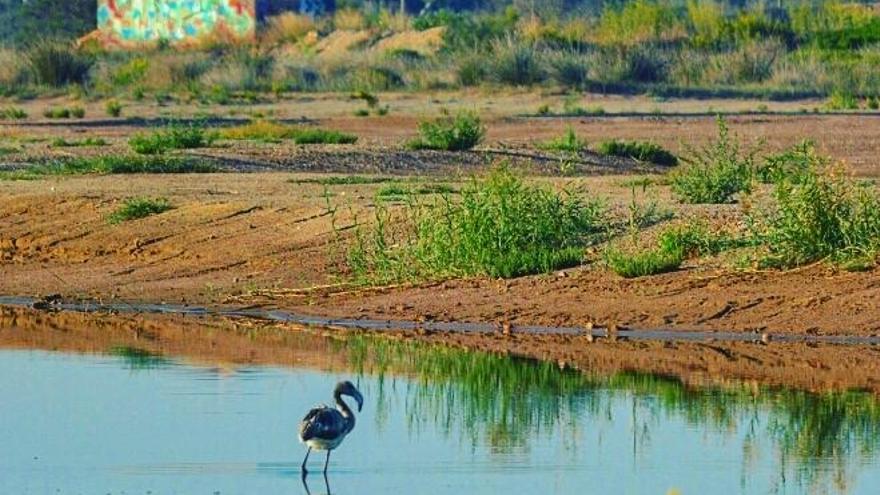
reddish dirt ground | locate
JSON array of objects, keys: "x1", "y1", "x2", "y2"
[{"x1": 2, "y1": 97, "x2": 880, "y2": 392}]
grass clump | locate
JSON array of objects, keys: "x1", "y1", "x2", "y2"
[
  {"x1": 539, "y1": 126, "x2": 588, "y2": 153},
  {"x1": 670, "y1": 116, "x2": 756, "y2": 204},
  {"x1": 105, "y1": 99, "x2": 123, "y2": 117},
  {"x1": 376, "y1": 183, "x2": 457, "y2": 199},
  {"x1": 597, "y1": 139, "x2": 678, "y2": 166},
  {"x1": 108, "y1": 197, "x2": 173, "y2": 224},
  {"x1": 0, "y1": 155, "x2": 217, "y2": 180},
  {"x1": 605, "y1": 246, "x2": 684, "y2": 278},
  {"x1": 347, "y1": 165, "x2": 605, "y2": 282},
  {"x1": 51, "y1": 137, "x2": 108, "y2": 147},
  {"x1": 219, "y1": 120, "x2": 357, "y2": 144},
  {"x1": 407, "y1": 111, "x2": 485, "y2": 151},
  {"x1": 130, "y1": 123, "x2": 216, "y2": 154},
  {"x1": 43, "y1": 106, "x2": 84, "y2": 119},
  {"x1": 1, "y1": 107, "x2": 27, "y2": 120},
  {"x1": 754, "y1": 161, "x2": 880, "y2": 269}
]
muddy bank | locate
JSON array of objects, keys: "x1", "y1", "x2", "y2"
[{"x1": 3, "y1": 306, "x2": 880, "y2": 394}]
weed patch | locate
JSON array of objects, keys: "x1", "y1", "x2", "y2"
[
  {"x1": 670, "y1": 116, "x2": 756, "y2": 204},
  {"x1": 539, "y1": 126, "x2": 588, "y2": 153},
  {"x1": 345, "y1": 165, "x2": 605, "y2": 282},
  {"x1": 51, "y1": 137, "x2": 108, "y2": 147},
  {"x1": 605, "y1": 246, "x2": 684, "y2": 278},
  {"x1": 108, "y1": 197, "x2": 173, "y2": 224},
  {"x1": 407, "y1": 111, "x2": 485, "y2": 151},
  {"x1": 220, "y1": 120, "x2": 357, "y2": 144},
  {"x1": 597, "y1": 139, "x2": 677, "y2": 166},
  {"x1": 130, "y1": 123, "x2": 216, "y2": 154},
  {"x1": 0, "y1": 156, "x2": 217, "y2": 180}
]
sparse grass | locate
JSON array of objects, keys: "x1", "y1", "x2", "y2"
[
  {"x1": 108, "y1": 197, "x2": 173, "y2": 224},
  {"x1": 597, "y1": 139, "x2": 678, "y2": 166},
  {"x1": 1, "y1": 107, "x2": 27, "y2": 120},
  {"x1": 130, "y1": 123, "x2": 216, "y2": 154},
  {"x1": 219, "y1": 120, "x2": 357, "y2": 144},
  {"x1": 0, "y1": 155, "x2": 217, "y2": 180},
  {"x1": 407, "y1": 111, "x2": 485, "y2": 151},
  {"x1": 539, "y1": 126, "x2": 588, "y2": 153},
  {"x1": 346, "y1": 165, "x2": 605, "y2": 282},
  {"x1": 43, "y1": 106, "x2": 84, "y2": 119},
  {"x1": 670, "y1": 116, "x2": 756, "y2": 204},
  {"x1": 376, "y1": 183, "x2": 457, "y2": 199},
  {"x1": 290, "y1": 175, "x2": 399, "y2": 186},
  {"x1": 51, "y1": 137, "x2": 108, "y2": 148}
]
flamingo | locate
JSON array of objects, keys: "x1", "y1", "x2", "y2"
[{"x1": 299, "y1": 381, "x2": 363, "y2": 475}]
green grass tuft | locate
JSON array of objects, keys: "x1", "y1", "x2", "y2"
[
  {"x1": 219, "y1": 120, "x2": 357, "y2": 144},
  {"x1": 597, "y1": 139, "x2": 678, "y2": 166},
  {"x1": 130, "y1": 123, "x2": 216, "y2": 155},
  {"x1": 108, "y1": 197, "x2": 173, "y2": 224},
  {"x1": 51, "y1": 137, "x2": 108, "y2": 148},
  {"x1": 346, "y1": 165, "x2": 605, "y2": 282},
  {"x1": 407, "y1": 111, "x2": 485, "y2": 151},
  {"x1": 539, "y1": 126, "x2": 588, "y2": 153},
  {"x1": 605, "y1": 246, "x2": 684, "y2": 278}
]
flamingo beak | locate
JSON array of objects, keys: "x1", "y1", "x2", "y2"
[{"x1": 354, "y1": 390, "x2": 364, "y2": 412}]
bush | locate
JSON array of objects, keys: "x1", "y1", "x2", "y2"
[
  {"x1": 26, "y1": 41, "x2": 93, "y2": 87},
  {"x1": 108, "y1": 198, "x2": 173, "y2": 224},
  {"x1": 597, "y1": 139, "x2": 678, "y2": 166},
  {"x1": 347, "y1": 165, "x2": 605, "y2": 282},
  {"x1": 756, "y1": 140, "x2": 817, "y2": 184},
  {"x1": 670, "y1": 116, "x2": 756, "y2": 204},
  {"x1": 489, "y1": 38, "x2": 545, "y2": 86},
  {"x1": 457, "y1": 54, "x2": 487, "y2": 87},
  {"x1": 43, "y1": 107, "x2": 70, "y2": 119},
  {"x1": 756, "y1": 161, "x2": 880, "y2": 268},
  {"x1": 550, "y1": 50, "x2": 590, "y2": 88},
  {"x1": 105, "y1": 99, "x2": 123, "y2": 117},
  {"x1": 130, "y1": 123, "x2": 216, "y2": 155},
  {"x1": 291, "y1": 128, "x2": 358, "y2": 145},
  {"x1": 408, "y1": 111, "x2": 485, "y2": 151}
]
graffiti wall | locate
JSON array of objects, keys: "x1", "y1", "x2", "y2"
[{"x1": 97, "y1": 0, "x2": 257, "y2": 45}]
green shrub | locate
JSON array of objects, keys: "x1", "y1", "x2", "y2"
[
  {"x1": 755, "y1": 161, "x2": 880, "y2": 268},
  {"x1": 657, "y1": 222, "x2": 740, "y2": 258},
  {"x1": 43, "y1": 107, "x2": 70, "y2": 119},
  {"x1": 489, "y1": 38, "x2": 545, "y2": 86},
  {"x1": 539, "y1": 126, "x2": 588, "y2": 153},
  {"x1": 756, "y1": 140, "x2": 818, "y2": 184},
  {"x1": 346, "y1": 165, "x2": 605, "y2": 282},
  {"x1": 130, "y1": 123, "x2": 216, "y2": 155},
  {"x1": 70, "y1": 106, "x2": 85, "y2": 119},
  {"x1": 408, "y1": 111, "x2": 485, "y2": 151},
  {"x1": 105, "y1": 99, "x2": 123, "y2": 117},
  {"x1": 108, "y1": 197, "x2": 173, "y2": 224},
  {"x1": 457, "y1": 54, "x2": 487, "y2": 87},
  {"x1": 549, "y1": 50, "x2": 590, "y2": 88},
  {"x1": 670, "y1": 116, "x2": 756, "y2": 204},
  {"x1": 26, "y1": 41, "x2": 93, "y2": 87},
  {"x1": 597, "y1": 139, "x2": 678, "y2": 166},
  {"x1": 826, "y1": 90, "x2": 859, "y2": 110}
]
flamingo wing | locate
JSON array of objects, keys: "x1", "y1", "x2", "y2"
[{"x1": 299, "y1": 406, "x2": 346, "y2": 442}]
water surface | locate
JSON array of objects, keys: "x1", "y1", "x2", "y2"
[{"x1": 2, "y1": 338, "x2": 880, "y2": 494}]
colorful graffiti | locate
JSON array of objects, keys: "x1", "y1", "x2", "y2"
[{"x1": 97, "y1": 0, "x2": 257, "y2": 45}]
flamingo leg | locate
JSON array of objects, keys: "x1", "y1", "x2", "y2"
[
  {"x1": 323, "y1": 450, "x2": 331, "y2": 474},
  {"x1": 301, "y1": 447, "x2": 312, "y2": 473}
]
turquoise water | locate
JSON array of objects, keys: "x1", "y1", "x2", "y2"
[{"x1": 1, "y1": 348, "x2": 880, "y2": 494}]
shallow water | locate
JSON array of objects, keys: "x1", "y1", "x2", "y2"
[{"x1": 2, "y1": 343, "x2": 880, "y2": 494}]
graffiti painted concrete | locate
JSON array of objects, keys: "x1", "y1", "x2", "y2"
[{"x1": 97, "y1": 0, "x2": 258, "y2": 45}]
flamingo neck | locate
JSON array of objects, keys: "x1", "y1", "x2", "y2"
[{"x1": 334, "y1": 391, "x2": 355, "y2": 420}]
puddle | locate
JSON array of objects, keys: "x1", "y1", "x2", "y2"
[{"x1": 2, "y1": 326, "x2": 880, "y2": 494}]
